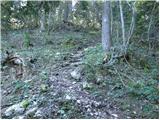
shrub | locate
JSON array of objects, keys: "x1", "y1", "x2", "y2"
[
  {"x1": 83, "y1": 44, "x2": 105, "y2": 81},
  {"x1": 83, "y1": 44, "x2": 104, "y2": 66}
]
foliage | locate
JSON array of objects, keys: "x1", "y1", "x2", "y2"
[
  {"x1": 83, "y1": 44, "x2": 105, "y2": 81},
  {"x1": 21, "y1": 99, "x2": 30, "y2": 108},
  {"x1": 83, "y1": 44, "x2": 104, "y2": 66},
  {"x1": 57, "y1": 100, "x2": 84, "y2": 119},
  {"x1": 23, "y1": 32, "x2": 31, "y2": 48},
  {"x1": 127, "y1": 80, "x2": 158, "y2": 103}
]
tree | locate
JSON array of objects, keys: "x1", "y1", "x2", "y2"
[
  {"x1": 39, "y1": 2, "x2": 46, "y2": 32},
  {"x1": 119, "y1": 0, "x2": 126, "y2": 48},
  {"x1": 63, "y1": 0, "x2": 72, "y2": 22},
  {"x1": 102, "y1": 1, "x2": 111, "y2": 55}
]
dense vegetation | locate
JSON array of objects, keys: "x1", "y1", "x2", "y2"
[{"x1": 1, "y1": 0, "x2": 159, "y2": 119}]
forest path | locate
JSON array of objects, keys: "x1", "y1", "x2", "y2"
[{"x1": 42, "y1": 49, "x2": 123, "y2": 119}]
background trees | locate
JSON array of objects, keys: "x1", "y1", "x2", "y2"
[{"x1": 1, "y1": 0, "x2": 158, "y2": 60}]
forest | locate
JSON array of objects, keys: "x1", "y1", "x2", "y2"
[{"x1": 1, "y1": 0, "x2": 159, "y2": 119}]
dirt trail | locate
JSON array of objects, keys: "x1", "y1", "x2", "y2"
[{"x1": 40, "y1": 49, "x2": 123, "y2": 119}]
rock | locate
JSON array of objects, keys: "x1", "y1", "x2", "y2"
[
  {"x1": 82, "y1": 81, "x2": 92, "y2": 89},
  {"x1": 111, "y1": 113, "x2": 118, "y2": 118},
  {"x1": 70, "y1": 61, "x2": 83, "y2": 66},
  {"x1": 40, "y1": 84, "x2": 48, "y2": 92},
  {"x1": 72, "y1": 81, "x2": 76, "y2": 84},
  {"x1": 92, "y1": 101, "x2": 101, "y2": 108},
  {"x1": 34, "y1": 109, "x2": 43, "y2": 118},
  {"x1": 24, "y1": 79, "x2": 32, "y2": 83},
  {"x1": 14, "y1": 107, "x2": 25, "y2": 114},
  {"x1": 4, "y1": 107, "x2": 13, "y2": 117},
  {"x1": 4, "y1": 103, "x2": 25, "y2": 117},
  {"x1": 25, "y1": 107, "x2": 38, "y2": 117},
  {"x1": 94, "y1": 112, "x2": 99, "y2": 116},
  {"x1": 65, "y1": 94, "x2": 71, "y2": 100},
  {"x1": 32, "y1": 101, "x2": 38, "y2": 106},
  {"x1": 96, "y1": 75, "x2": 103, "y2": 84},
  {"x1": 70, "y1": 67, "x2": 82, "y2": 80},
  {"x1": 76, "y1": 100, "x2": 81, "y2": 104}
]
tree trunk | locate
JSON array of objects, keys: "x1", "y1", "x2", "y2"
[
  {"x1": 63, "y1": 1, "x2": 72, "y2": 22},
  {"x1": 126, "y1": 1, "x2": 136, "y2": 52},
  {"x1": 102, "y1": 1, "x2": 111, "y2": 53},
  {"x1": 58, "y1": 2, "x2": 63, "y2": 22},
  {"x1": 39, "y1": 8, "x2": 45, "y2": 32},
  {"x1": 47, "y1": 9, "x2": 53, "y2": 35},
  {"x1": 119, "y1": 0, "x2": 126, "y2": 47}
]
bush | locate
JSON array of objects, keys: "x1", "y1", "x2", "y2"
[
  {"x1": 83, "y1": 44, "x2": 105, "y2": 81},
  {"x1": 83, "y1": 44, "x2": 104, "y2": 66},
  {"x1": 127, "y1": 80, "x2": 158, "y2": 103}
]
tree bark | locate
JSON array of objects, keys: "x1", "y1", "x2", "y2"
[
  {"x1": 63, "y1": 0, "x2": 72, "y2": 22},
  {"x1": 102, "y1": 1, "x2": 111, "y2": 53},
  {"x1": 39, "y1": 8, "x2": 45, "y2": 32},
  {"x1": 126, "y1": 1, "x2": 136, "y2": 51},
  {"x1": 119, "y1": 0, "x2": 126, "y2": 47}
]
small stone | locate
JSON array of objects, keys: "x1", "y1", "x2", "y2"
[
  {"x1": 133, "y1": 111, "x2": 136, "y2": 114},
  {"x1": 127, "y1": 116, "x2": 131, "y2": 118},
  {"x1": 94, "y1": 112, "x2": 98, "y2": 116},
  {"x1": 72, "y1": 81, "x2": 76, "y2": 84},
  {"x1": 90, "y1": 113, "x2": 94, "y2": 116},
  {"x1": 24, "y1": 79, "x2": 32, "y2": 83},
  {"x1": 111, "y1": 113, "x2": 118, "y2": 118},
  {"x1": 40, "y1": 84, "x2": 48, "y2": 92},
  {"x1": 65, "y1": 95, "x2": 71, "y2": 100},
  {"x1": 70, "y1": 62, "x2": 83, "y2": 66},
  {"x1": 4, "y1": 107, "x2": 13, "y2": 117},
  {"x1": 70, "y1": 68, "x2": 81, "y2": 80},
  {"x1": 3, "y1": 90, "x2": 7, "y2": 94},
  {"x1": 34, "y1": 109, "x2": 43, "y2": 118},
  {"x1": 77, "y1": 100, "x2": 81, "y2": 104},
  {"x1": 15, "y1": 107, "x2": 25, "y2": 114},
  {"x1": 82, "y1": 82, "x2": 92, "y2": 89},
  {"x1": 93, "y1": 101, "x2": 101, "y2": 107},
  {"x1": 87, "y1": 108, "x2": 91, "y2": 112},
  {"x1": 32, "y1": 101, "x2": 38, "y2": 106},
  {"x1": 69, "y1": 86, "x2": 73, "y2": 89},
  {"x1": 25, "y1": 107, "x2": 38, "y2": 116}
]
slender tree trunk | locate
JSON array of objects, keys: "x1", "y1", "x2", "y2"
[
  {"x1": 126, "y1": 1, "x2": 136, "y2": 51},
  {"x1": 110, "y1": 2, "x2": 113, "y2": 36},
  {"x1": 58, "y1": 2, "x2": 63, "y2": 22},
  {"x1": 148, "y1": 3, "x2": 156, "y2": 51},
  {"x1": 119, "y1": 0, "x2": 126, "y2": 47},
  {"x1": 63, "y1": 1, "x2": 72, "y2": 22},
  {"x1": 39, "y1": 8, "x2": 45, "y2": 32},
  {"x1": 102, "y1": 1, "x2": 111, "y2": 53},
  {"x1": 92, "y1": 0, "x2": 101, "y2": 27},
  {"x1": 47, "y1": 9, "x2": 52, "y2": 35}
]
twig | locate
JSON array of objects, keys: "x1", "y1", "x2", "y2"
[
  {"x1": 113, "y1": 66, "x2": 127, "y2": 88},
  {"x1": 123, "y1": 56, "x2": 147, "y2": 81}
]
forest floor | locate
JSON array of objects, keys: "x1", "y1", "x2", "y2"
[{"x1": 1, "y1": 29, "x2": 159, "y2": 119}]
